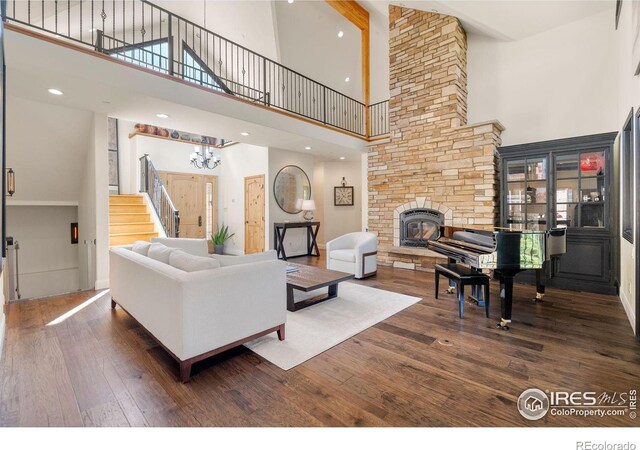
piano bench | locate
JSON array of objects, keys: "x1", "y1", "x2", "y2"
[{"x1": 434, "y1": 263, "x2": 490, "y2": 319}]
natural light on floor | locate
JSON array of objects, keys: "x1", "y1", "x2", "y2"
[{"x1": 46, "y1": 289, "x2": 111, "y2": 326}]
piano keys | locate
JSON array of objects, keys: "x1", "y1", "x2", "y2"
[{"x1": 428, "y1": 226, "x2": 567, "y2": 330}]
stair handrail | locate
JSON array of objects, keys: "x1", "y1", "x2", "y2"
[{"x1": 139, "y1": 154, "x2": 179, "y2": 237}]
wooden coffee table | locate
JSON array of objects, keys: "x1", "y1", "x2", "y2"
[{"x1": 286, "y1": 263, "x2": 354, "y2": 312}]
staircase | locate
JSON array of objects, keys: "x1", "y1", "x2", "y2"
[{"x1": 109, "y1": 195, "x2": 158, "y2": 247}]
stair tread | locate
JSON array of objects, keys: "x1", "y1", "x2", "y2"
[
  {"x1": 109, "y1": 203, "x2": 147, "y2": 206},
  {"x1": 109, "y1": 212, "x2": 149, "y2": 215},
  {"x1": 109, "y1": 222, "x2": 155, "y2": 226},
  {"x1": 109, "y1": 231, "x2": 159, "y2": 237}
]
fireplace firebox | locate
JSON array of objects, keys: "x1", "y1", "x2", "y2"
[{"x1": 400, "y1": 208, "x2": 444, "y2": 247}]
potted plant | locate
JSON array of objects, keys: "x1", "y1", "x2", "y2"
[{"x1": 211, "y1": 224, "x2": 235, "y2": 255}]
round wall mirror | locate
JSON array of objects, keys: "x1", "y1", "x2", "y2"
[{"x1": 274, "y1": 165, "x2": 311, "y2": 214}]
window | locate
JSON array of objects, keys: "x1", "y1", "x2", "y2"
[
  {"x1": 182, "y1": 45, "x2": 226, "y2": 93},
  {"x1": 109, "y1": 39, "x2": 169, "y2": 74},
  {"x1": 622, "y1": 109, "x2": 634, "y2": 243}
]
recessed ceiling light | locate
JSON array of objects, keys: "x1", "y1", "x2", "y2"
[
  {"x1": 305, "y1": 146, "x2": 311, "y2": 150},
  {"x1": 338, "y1": 31, "x2": 344, "y2": 38},
  {"x1": 345, "y1": 77, "x2": 350, "y2": 82},
  {"x1": 48, "y1": 88, "x2": 63, "y2": 96},
  {"x1": 288, "y1": 0, "x2": 294, "y2": 3},
  {"x1": 241, "y1": 132, "x2": 250, "y2": 136},
  {"x1": 156, "y1": 113, "x2": 169, "y2": 119},
  {"x1": 339, "y1": 156, "x2": 346, "y2": 160}
]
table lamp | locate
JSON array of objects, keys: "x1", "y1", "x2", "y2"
[{"x1": 301, "y1": 199, "x2": 316, "y2": 221}]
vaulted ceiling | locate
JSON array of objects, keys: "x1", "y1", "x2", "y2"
[{"x1": 362, "y1": 0, "x2": 613, "y2": 41}]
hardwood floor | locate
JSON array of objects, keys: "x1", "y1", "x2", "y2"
[{"x1": 1, "y1": 253, "x2": 638, "y2": 427}]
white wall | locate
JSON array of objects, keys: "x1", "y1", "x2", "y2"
[
  {"x1": 78, "y1": 118, "x2": 97, "y2": 291},
  {"x1": 6, "y1": 97, "x2": 92, "y2": 202},
  {"x1": 615, "y1": 0, "x2": 640, "y2": 334},
  {"x1": 5, "y1": 97, "x2": 94, "y2": 298},
  {"x1": 269, "y1": 147, "x2": 316, "y2": 255},
  {"x1": 275, "y1": 1, "x2": 362, "y2": 102},
  {"x1": 220, "y1": 143, "x2": 269, "y2": 255},
  {"x1": 274, "y1": 1, "x2": 389, "y2": 104},
  {"x1": 369, "y1": 6, "x2": 390, "y2": 104},
  {"x1": 7, "y1": 206, "x2": 79, "y2": 299},
  {"x1": 117, "y1": 119, "x2": 135, "y2": 194},
  {"x1": 467, "y1": 8, "x2": 618, "y2": 146},
  {"x1": 78, "y1": 113, "x2": 110, "y2": 291},
  {"x1": 313, "y1": 160, "x2": 363, "y2": 246}
]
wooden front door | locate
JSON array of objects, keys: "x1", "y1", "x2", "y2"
[
  {"x1": 159, "y1": 172, "x2": 217, "y2": 239},
  {"x1": 244, "y1": 175, "x2": 265, "y2": 254}
]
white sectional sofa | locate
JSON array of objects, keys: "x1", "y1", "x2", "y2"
[{"x1": 109, "y1": 239, "x2": 286, "y2": 382}]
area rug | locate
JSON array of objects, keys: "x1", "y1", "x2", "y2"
[{"x1": 244, "y1": 282, "x2": 421, "y2": 370}]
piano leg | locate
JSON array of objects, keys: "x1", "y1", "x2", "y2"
[
  {"x1": 534, "y1": 265, "x2": 546, "y2": 303},
  {"x1": 497, "y1": 275, "x2": 513, "y2": 331}
]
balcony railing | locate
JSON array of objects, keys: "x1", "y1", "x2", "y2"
[
  {"x1": 368, "y1": 100, "x2": 389, "y2": 138},
  {"x1": 4, "y1": 0, "x2": 390, "y2": 138}
]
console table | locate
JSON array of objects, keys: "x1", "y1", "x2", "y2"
[{"x1": 274, "y1": 221, "x2": 320, "y2": 260}]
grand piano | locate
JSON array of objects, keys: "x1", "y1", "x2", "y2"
[{"x1": 428, "y1": 226, "x2": 567, "y2": 329}]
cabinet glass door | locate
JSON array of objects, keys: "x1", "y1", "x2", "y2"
[
  {"x1": 554, "y1": 151, "x2": 605, "y2": 228},
  {"x1": 506, "y1": 157, "x2": 548, "y2": 230}
]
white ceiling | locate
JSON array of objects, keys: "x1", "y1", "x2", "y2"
[{"x1": 361, "y1": 0, "x2": 614, "y2": 41}]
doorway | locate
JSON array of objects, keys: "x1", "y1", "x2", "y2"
[
  {"x1": 158, "y1": 172, "x2": 218, "y2": 240},
  {"x1": 244, "y1": 175, "x2": 265, "y2": 254}
]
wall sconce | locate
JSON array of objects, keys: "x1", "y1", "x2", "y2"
[
  {"x1": 71, "y1": 223, "x2": 79, "y2": 244},
  {"x1": 6, "y1": 168, "x2": 15, "y2": 196}
]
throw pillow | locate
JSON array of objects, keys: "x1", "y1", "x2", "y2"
[
  {"x1": 169, "y1": 250, "x2": 221, "y2": 272},
  {"x1": 131, "y1": 240, "x2": 152, "y2": 256},
  {"x1": 147, "y1": 243, "x2": 175, "y2": 264}
]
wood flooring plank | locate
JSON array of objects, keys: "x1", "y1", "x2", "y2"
[{"x1": 0, "y1": 254, "x2": 637, "y2": 427}]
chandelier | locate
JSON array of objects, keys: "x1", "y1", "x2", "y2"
[{"x1": 190, "y1": 145, "x2": 221, "y2": 169}]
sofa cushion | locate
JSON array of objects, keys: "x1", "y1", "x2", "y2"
[
  {"x1": 147, "y1": 243, "x2": 176, "y2": 264},
  {"x1": 210, "y1": 250, "x2": 277, "y2": 267},
  {"x1": 151, "y1": 237, "x2": 209, "y2": 257},
  {"x1": 169, "y1": 250, "x2": 221, "y2": 272},
  {"x1": 132, "y1": 240, "x2": 152, "y2": 256},
  {"x1": 329, "y1": 249, "x2": 356, "y2": 263}
]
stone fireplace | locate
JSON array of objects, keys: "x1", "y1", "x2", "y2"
[{"x1": 368, "y1": 6, "x2": 504, "y2": 271}]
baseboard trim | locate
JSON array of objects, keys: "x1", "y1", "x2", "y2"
[
  {"x1": 620, "y1": 290, "x2": 636, "y2": 335},
  {"x1": 95, "y1": 279, "x2": 110, "y2": 290},
  {"x1": 0, "y1": 312, "x2": 6, "y2": 363}
]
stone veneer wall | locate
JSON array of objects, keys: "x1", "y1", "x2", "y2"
[{"x1": 368, "y1": 6, "x2": 504, "y2": 270}]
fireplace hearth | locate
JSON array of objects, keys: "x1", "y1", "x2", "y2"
[{"x1": 400, "y1": 208, "x2": 444, "y2": 247}]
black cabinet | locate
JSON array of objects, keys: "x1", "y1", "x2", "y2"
[{"x1": 498, "y1": 132, "x2": 618, "y2": 295}]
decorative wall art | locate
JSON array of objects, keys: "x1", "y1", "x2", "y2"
[
  {"x1": 334, "y1": 177, "x2": 354, "y2": 206},
  {"x1": 131, "y1": 123, "x2": 230, "y2": 148}
]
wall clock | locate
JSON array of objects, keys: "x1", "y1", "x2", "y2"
[{"x1": 334, "y1": 179, "x2": 354, "y2": 206}]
